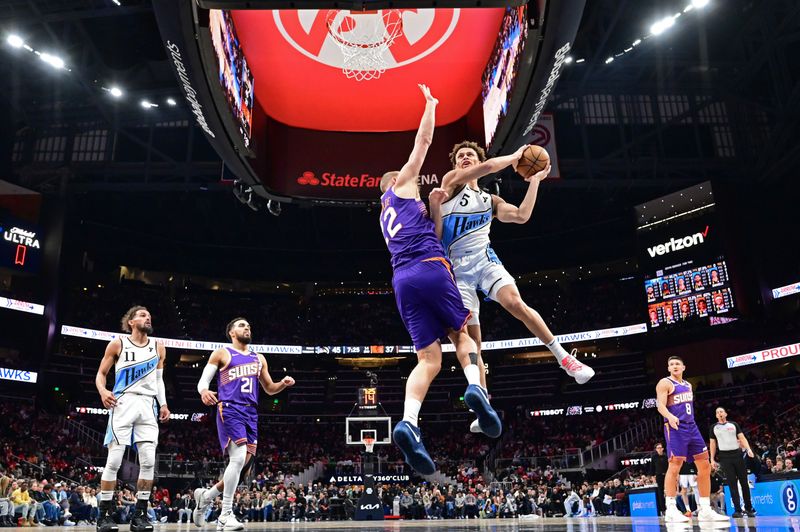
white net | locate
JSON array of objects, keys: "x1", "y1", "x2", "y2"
[
  {"x1": 363, "y1": 437, "x2": 375, "y2": 453},
  {"x1": 326, "y1": 10, "x2": 404, "y2": 82}
]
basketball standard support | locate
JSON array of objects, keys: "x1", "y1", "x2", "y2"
[{"x1": 354, "y1": 443, "x2": 383, "y2": 520}]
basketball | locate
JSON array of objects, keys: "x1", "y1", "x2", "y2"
[{"x1": 516, "y1": 145, "x2": 550, "y2": 179}]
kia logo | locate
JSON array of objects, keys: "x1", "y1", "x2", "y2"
[{"x1": 297, "y1": 171, "x2": 320, "y2": 186}]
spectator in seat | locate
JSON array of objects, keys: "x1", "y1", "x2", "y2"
[
  {"x1": 11, "y1": 481, "x2": 37, "y2": 526},
  {"x1": 84, "y1": 487, "x2": 99, "y2": 523},
  {"x1": 176, "y1": 491, "x2": 192, "y2": 523},
  {"x1": 464, "y1": 491, "x2": 478, "y2": 519},
  {"x1": 0, "y1": 475, "x2": 15, "y2": 527},
  {"x1": 563, "y1": 488, "x2": 583, "y2": 517},
  {"x1": 67, "y1": 486, "x2": 92, "y2": 524},
  {"x1": 786, "y1": 459, "x2": 797, "y2": 473},
  {"x1": 41, "y1": 484, "x2": 62, "y2": 524},
  {"x1": 454, "y1": 491, "x2": 465, "y2": 518}
]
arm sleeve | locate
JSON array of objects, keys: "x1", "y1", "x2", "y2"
[
  {"x1": 708, "y1": 424, "x2": 717, "y2": 440},
  {"x1": 197, "y1": 364, "x2": 218, "y2": 393},
  {"x1": 734, "y1": 421, "x2": 743, "y2": 435},
  {"x1": 156, "y1": 369, "x2": 167, "y2": 407}
]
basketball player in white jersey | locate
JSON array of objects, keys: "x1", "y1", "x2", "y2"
[
  {"x1": 430, "y1": 141, "x2": 595, "y2": 433},
  {"x1": 95, "y1": 306, "x2": 169, "y2": 532}
]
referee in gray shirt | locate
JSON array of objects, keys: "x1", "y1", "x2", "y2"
[{"x1": 709, "y1": 406, "x2": 756, "y2": 517}]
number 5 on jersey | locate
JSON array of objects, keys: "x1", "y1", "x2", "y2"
[{"x1": 381, "y1": 207, "x2": 403, "y2": 243}]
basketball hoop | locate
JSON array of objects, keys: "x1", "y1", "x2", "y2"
[
  {"x1": 363, "y1": 436, "x2": 376, "y2": 454},
  {"x1": 326, "y1": 10, "x2": 403, "y2": 82}
]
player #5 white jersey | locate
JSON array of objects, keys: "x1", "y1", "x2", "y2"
[
  {"x1": 439, "y1": 185, "x2": 494, "y2": 258},
  {"x1": 112, "y1": 336, "x2": 159, "y2": 397}
]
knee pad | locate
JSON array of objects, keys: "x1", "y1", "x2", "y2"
[
  {"x1": 137, "y1": 441, "x2": 157, "y2": 480},
  {"x1": 101, "y1": 444, "x2": 126, "y2": 482}
]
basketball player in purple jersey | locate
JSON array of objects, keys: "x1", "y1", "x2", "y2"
[
  {"x1": 656, "y1": 356, "x2": 728, "y2": 524},
  {"x1": 193, "y1": 318, "x2": 295, "y2": 531},
  {"x1": 379, "y1": 84, "x2": 501, "y2": 476}
]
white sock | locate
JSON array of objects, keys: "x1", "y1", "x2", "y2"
[
  {"x1": 222, "y1": 445, "x2": 246, "y2": 515},
  {"x1": 100, "y1": 491, "x2": 114, "y2": 502},
  {"x1": 699, "y1": 496, "x2": 710, "y2": 509},
  {"x1": 666, "y1": 496, "x2": 676, "y2": 509},
  {"x1": 205, "y1": 485, "x2": 220, "y2": 501},
  {"x1": 545, "y1": 338, "x2": 570, "y2": 363},
  {"x1": 463, "y1": 364, "x2": 481, "y2": 386},
  {"x1": 403, "y1": 398, "x2": 422, "y2": 426}
]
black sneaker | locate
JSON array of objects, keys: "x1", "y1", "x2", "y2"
[
  {"x1": 129, "y1": 512, "x2": 153, "y2": 532},
  {"x1": 732, "y1": 511, "x2": 743, "y2": 518},
  {"x1": 96, "y1": 514, "x2": 118, "y2": 532},
  {"x1": 745, "y1": 508, "x2": 757, "y2": 517}
]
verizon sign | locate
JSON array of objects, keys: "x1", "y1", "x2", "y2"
[{"x1": 647, "y1": 226, "x2": 709, "y2": 258}]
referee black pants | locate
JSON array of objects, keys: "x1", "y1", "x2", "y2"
[
  {"x1": 656, "y1": 474, "x2": 666, "y2": 513},
  {"x1": 718, "y1": 450, "x2": 752, "y2": 511}
]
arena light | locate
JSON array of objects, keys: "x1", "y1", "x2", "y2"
[
  {"x1": 166, "y1": 98, "x2": 177, "y2": 106},
  {"x1": 564, "y1": 56, "x2": 574, "y2": 64},
  {"x1": 691, "y1": 0, "x2": 710, "y2": 8},
  {"x1": 605, "y1": 56, "x2": 614, "y2": 64},
  {"x1": 650, "y1": 16, "x2": 676, "y2": 36},
  {"x1": 39, "y1": 52, "x2": 66, "y2": 69},
  {"x1": 140, "y1": 100, "x2": 158, "y2": 109},
  {"x1": 107, "y1": 86, "x2": 123, "y2": 98},
  {"x1": 6, "y1": 34, "x2": 24, "y2": 48}
]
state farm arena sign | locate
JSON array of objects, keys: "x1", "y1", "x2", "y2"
[{"x1": 727, "y1": 341, "x2": 800, "y2": 369}]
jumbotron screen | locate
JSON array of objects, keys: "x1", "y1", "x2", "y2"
[
  {"x1": 636, "y1": 183, "x2": 736, "y2": 330},
  {"x1": 645, "y1": 260, "x2": 735, "y2": 328},
  {"x1": 209, "y1": 10, "x2": 255, "y2": 149},
  {"x1": 481, "y1": 5, "x2": 528, "y2": 148}
]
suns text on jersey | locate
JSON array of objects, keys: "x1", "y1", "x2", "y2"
[{"x1": 228, "y1": 362, "x2": 259, "y2": 380}]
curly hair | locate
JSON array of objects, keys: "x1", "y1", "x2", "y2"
[
  {"x1": 449, "y1": 141, "x2": 486, "y2": 168},
  {"x1": 120, "y1": 306, "x2": 148, "y2": 333}
]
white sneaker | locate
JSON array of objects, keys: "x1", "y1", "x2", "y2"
[
  {"x1": 469, "y1": 419, "x2": 482, "y2": 433},
  {"x1": 192, "y1": 488, "x2": 210, "y2": 527},
  {"x1": 665, "y1": 506, "x2": 690, "y2": 523},
  {"x1": 561, "y1": 350, "x2": 595, "y2": 384},
  {"x1": 697, "y1": 506, "x2": 729, "y2": 523},
  {"x1": 215, "y1": 513, "x2": 243, "y2": 532}
]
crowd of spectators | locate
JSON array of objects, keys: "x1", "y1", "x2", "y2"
[{"x1": 3, "y1": 372, "x2": 799, "y2": 524}]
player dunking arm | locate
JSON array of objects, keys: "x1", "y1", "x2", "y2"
[
  {"x1": 428, "y1": 141, "x2": 594, "y2": 433},
  {"x1": 379, "y1": 84, "x2": 502, "y2": 476},
  {"x1": 95, "y1": 306, "x2": 169, "y2": 532},
  {"x1": 193, "y1": 318, "x2": 295, "y2": 531},
  {"x1": 656, "y1": 356, "x2": 729, "y2": 524}
]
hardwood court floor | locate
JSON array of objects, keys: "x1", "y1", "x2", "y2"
[{"x1": 55, "y1": 516, "x2": 799, "y2": 531}]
